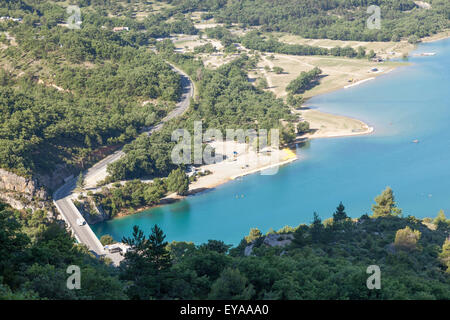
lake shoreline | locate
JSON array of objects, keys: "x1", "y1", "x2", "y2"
[{"x1": 93, "y1": 33, "x2": 449, "y2": 225}]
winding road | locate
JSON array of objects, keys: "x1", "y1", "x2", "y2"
[{"x1": 53, "y1": 63, "x2": 194, "y2": 265}]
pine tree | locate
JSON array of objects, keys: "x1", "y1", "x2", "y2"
[
  {"x1": 434, "y1": 210, "x2": 448, "y2": 229},
  {"x1": 245, "y1": 228, "x2": 262, "y2": 243},
  {"x1": 121, "y1": 225, "x2": 171, "y2": 299},
  {"x1": 256, "y1": 77, "x2": 268, "y2": 89},
  {"x1": 372, "y1": 187, "x2": 402, "y2": 217},
  {"x1": 310, "y1": 212, "x2": 324, "y2": 243},
  {"x1": 394, "y1": 226, "x2": 421, "y2": 251},
  {"x1": 440, "y1": 238, "x2": 450, "y2": 273},
  {"x1": 333, "y1": 201, "x2": 348, "y2": 222},
  {"x1": 148, "y1": 224, "x2": 171, "y2": 271},
  {"x1": 292, "y1": 224, "x2": 310, "y2": 247},
  {"x1": 167, "y1": 168, "x2": 189, "y2": 196}
]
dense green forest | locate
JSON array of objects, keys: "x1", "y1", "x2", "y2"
[
  {"x1": 1, "y1": 0, "x2": 198, "y2": 40},
  {"x1": 1, "y1": 187, "x2": 449, "y2": 299},
  {"x1": 90, "y1": 169, "x2": 189, "y2": 218},
  {"x1": 0, "y1": 0, "x2": 449, "y2": 301},
  {"x1": 106, "y1": 49, "x2": 298, "y2": 181},
  {"x1": 286, "y1": 67, "x2": 323, "y2": 94},
  {"x1": 0, "y1": 0, "x2": 305, "y2": 182},
  {"x1": 0, "y1": 1, "x2": 185, "y2": 176},
  {"x1": 166, "y1": 0, "x2": 450, "y2": 41}
]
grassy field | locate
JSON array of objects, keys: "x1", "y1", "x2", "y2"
[
  {"x1": 250, "y1": 53, "x2": 408, "y2": 99},
  {"x1": 243, "y1": 35, "x2": 419, "y2": 138},
  {"x1": 174, "y1": 37, "x2": 244, "y2": 69},
  {"x1": 251, "y1": 32, "x2": 450, "y2": 99},
  {"x1": 177, "y1": 32, "x2": 411, "y2": 99},
  {"x1": 175, "y1": 35, "x2": 408, "y2": 98}
]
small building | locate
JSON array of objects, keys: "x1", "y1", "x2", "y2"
[
  {"x1": 371, "y1": 56, "x2": 384, "y2": 63},
  {"x1": 104, "y1": 243, "x2": 131, "y2": 254},
  {"x1": 185, "y1": 166, "x2": 197, "y2": 177},
  {"x1": 0, "y1": 17, "x2": 22, "y2": 22},
  {"x1": 113, "y1": 26, "x2": 129, "y2": 32}
]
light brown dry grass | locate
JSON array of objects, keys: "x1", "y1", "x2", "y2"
[{"x1": 255, "y1": 53, "x2": 407, "y2": 99}]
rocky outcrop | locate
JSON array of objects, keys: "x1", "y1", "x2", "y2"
[
  {"x1": 74, "y1": 197, "x2": 110, "y2": 224},
  {"x1": 0, "y1": 162, "x2": 77, "y2": 210},
  {"x1": 263, "y1": 233, "x2": 294, "y2": 247},
  {"x1": 244, "y1": 244, "x2": 254, "y2": 256},
  {"x1": 81, "y1": 204, "x2": 110, "y2": 224},
  {"x1": 0, "y1": 189, "x2": 50, "y2": 212},
  {"x1": 34, "y1": 164, "x2": 73, "y2": 192},
  {"x1": 0, "y1": 168, "x2": 52, "y2": 211},
  {"x1": 0, "y1": 193, "x2": 28, "y2": 209},
  {"x1": 244, "y1": 233, "x2": 294, "y2": 256},
  {"x1": 0, "y1": 168, "x2": 46, "y2": 198}
]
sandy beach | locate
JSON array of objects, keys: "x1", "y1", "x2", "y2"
[
  {"x1": 174, "y1": 140, "x2": 298, "y2": 196},
  {"x1": 299, "y1": 109, "x2": 374, "y2": 140},
  {"x1": 169, "y1": 110, "x2": 373, "y2": 200}
]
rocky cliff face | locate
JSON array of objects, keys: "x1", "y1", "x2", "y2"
[
  {"x1": 74, "y1": 198, "x2": 111, "y2": 224},
  {"x1": 244, "y1": 233, "x2": 294, "y2": 256},
  {"x1": 35, "y1": 164, "x2": 73, "y2": 192},
  {"x1": 0, "y1": 168, "x2": 48, "y2": 210},
  {"x1": 0, "y1": 161, "x2": 76, "y2": 209},
  {"x1": 0, "y1": 168, "x2": 47, "y2": 198}
]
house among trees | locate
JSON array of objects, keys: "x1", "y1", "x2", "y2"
[
  {"x1": 371, "y1": 56, "x2": 384, "y2": 62},
  {"x1": 113, "y1": 26, "x2": 129, "y2": 32},
  {"x1": 0, "y1": 16, "x2": 22, "y2": 22}
]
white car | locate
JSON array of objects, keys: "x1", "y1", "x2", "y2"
[{"x1": 76, "y1": 218, "x2": 86, "y2": 226}]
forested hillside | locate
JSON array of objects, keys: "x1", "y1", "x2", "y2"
[
  {"x1": 105, "y1": 45, "x2": 297, "y2": 181},
  {"x1": 0, "y1": 1, "x2": 184, "y2": 177},
  {"x1": 0, "y1": 0, "x2": 449, "y2": 302},
  {"x1": 0, "y1": 0, "x2": 301, "y2": 182},
  {"x1": 1, "y1": 188, "x2": 449, "y2": 299},
  {"x1": 166, "y1": 0, "x2": 450, "y2": 41},
  {"x1": 2, "y1": 0, "x2": 448, "y2": 180}
]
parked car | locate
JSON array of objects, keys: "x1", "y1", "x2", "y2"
[{"x1": 109, "y1": 247, "x2": 123, "y2": 254}]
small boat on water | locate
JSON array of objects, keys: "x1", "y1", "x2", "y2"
[{"x1": 413, "y1": 139, "x2": 419, "y2": 143}]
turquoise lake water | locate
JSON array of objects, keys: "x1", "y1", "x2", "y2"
[{"x1": 92, "y1": 38, "x2": 450, "y2": 245}]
